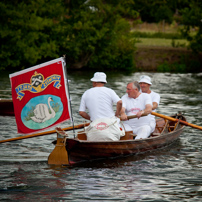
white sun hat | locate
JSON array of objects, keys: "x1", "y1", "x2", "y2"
[
  {"x1": 139, "y1": 75, "x2": 152, "y2": 85},
  {"x1": 90, "y1": 72, "x2": 107, "y2": 83}
]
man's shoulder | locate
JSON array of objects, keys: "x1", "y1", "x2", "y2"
[
  {"x1": 141, "y1": 92, "x2": 150, "y2": 98},
  {"x1": 84, "y1": 87, "x2": 117, "y2": 95},
  {"x1": 103, "y1": 87, "x2": 120, "y2": 96},
  {"x1": 83, "y1": 87, "x2": 94, "y2": 93},
  {"x1": 103, "y1": 86, "x2": 115, "y2": 92},
  {"x1": 121, "y1": 94, "x2": 128, "y2": 99},
  {"x1": 140, "y1": 93, "x2": 152, "y2": 103},
  {"x1": 151, "y1": 90, "x2": 160, "y2": 98}
]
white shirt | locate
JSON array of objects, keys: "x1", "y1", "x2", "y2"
[
  {"x1": 148, "y1": 90, "x2": 160, "y2": 124},
  {"x1": 150, "y1": 90, "x2": 160, "y2": 112},
  {"x1": 140, "y1": 90, "x2": 160, "y2": 119},
  {"x1": 79, "y1": 87, "x2": 121, "y2": 121},
  {"x1": 121, "y1": 93, "x2": 152, "y2": 128}
]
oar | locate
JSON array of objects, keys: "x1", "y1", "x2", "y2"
[
  {"x1": 0, "y1": 114, "x2": 159, "y2": 144},
  {"x1": 0, "y1": 123, "x2": 90, "y2": 144},
  {"x1": 151, "y1": 112, "x2": 202, "y2": 131},
  {"x1": 1, "y1": 114, "x2": 143, "y2": 144}
]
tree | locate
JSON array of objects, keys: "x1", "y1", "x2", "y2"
[
  {"x1": 154, "y1": 5, "x2": 173, "y2": 24},
  {"x1": 180, "y1": 0, "x2": 202, "y2": 53},
  {"x1": 0, "y1": 0, "x2": 139, "y2": 71},
  {"x1": 0, "y1": 0, "x2": 65, "y2": 71},
  {"x1": 60, "y1": 0, "x2": 138, "y2": 70}
]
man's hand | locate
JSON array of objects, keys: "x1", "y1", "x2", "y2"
[
  {"x1": 136, "y1": 110, "x2": 144, "y2": 119},
  {"x1": 79, "y1": 111, "x2": 91, "y2": 120},
  {"x1": 120, "y1": 113, "x2": 128, "y2": 121}
]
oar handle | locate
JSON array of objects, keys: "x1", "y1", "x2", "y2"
[
  {"x1": 151, "y1": 112, "x2": 202, "y2": 131},
  {"x1": 120, "y1": 114, "x2": 147, "y2": 121},
  {"x1": 126, "y1": 115, "x2": 138, "y2": 120}
]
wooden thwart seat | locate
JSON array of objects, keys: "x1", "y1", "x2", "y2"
[
  {"x1": 77, "y1": 132, "x2": 87, "y2": 140},
  {"x1": 120, "y1": 131, "x2": 135, "y2": 140}
]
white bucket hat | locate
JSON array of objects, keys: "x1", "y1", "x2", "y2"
[
  {"x1": 139, "y1": 75, "x2": 152, "y2": 85},
  {"x1": 90, "y1": 72, "x2": 107, "y2": 83}
]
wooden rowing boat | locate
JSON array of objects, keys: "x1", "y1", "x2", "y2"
[
  {"x1": 0, "y1": 99, "x2": 14, "y2": 116},
  {"x1": 48, "y1": 113, "x2": 186, "y2": 166}
]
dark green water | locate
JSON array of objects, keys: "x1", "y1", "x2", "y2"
[{"x1": 0, "y1": 71, "x2": 202, "y2": 201}]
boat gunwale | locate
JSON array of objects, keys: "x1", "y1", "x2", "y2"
[{"x1": 67, "y1": 122, "x2": 186, "y2": 145}]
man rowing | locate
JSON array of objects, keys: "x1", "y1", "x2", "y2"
[
  {"x1": 120, "y1": 81, "x2": 153, "y2": 139},
  {"x1": 139, "y1": 75, "x2": 160, "y2": 133}
]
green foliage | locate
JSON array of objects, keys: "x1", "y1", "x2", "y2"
[
  {"x1": 133, "y1": 0, "x2": 178, "y2": 23},
  {"x1": 62, "y1": 0, "x2": 138, "y2": 71},
  {"x1": 154, "y1": 5, "x2": 173, "y2": 24},
  {"x1": 1, "y1": 0, "x2": 201, "y2": 72},
  {"x1": 0, "y1": 0, "x2": 138, "y2": 71},
  {"x1": 157, "y1": 62, "x2": 187, "y2": 73},
  {"x1": 179, "y1": 1, "x2": 202, "y2": 53},
  {"x1": 0, "y1": 0, "x2": 64, "y2": 71},
  {"x1": 157, "y1": 53, "x2": 201, "y2": 73},
  {"x1": 171, "y1": 39, "x2": 186, "y2": 48},
  {"x1": 131, "y1": 31, "x2": 183, "y2": 39}
]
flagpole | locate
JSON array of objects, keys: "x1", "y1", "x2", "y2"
[{"x1": 63, "y1": 55, "x2": 75, "y2": 138}]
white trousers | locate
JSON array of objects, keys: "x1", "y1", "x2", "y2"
[
  {"x1": 150, "y1": 118, "x2": 156, "y2": 133},
  {"x1": 122, "y1": 123, "x2": 153, "y2": 140},
  {"x1": 134, "y1": 125, "x2": 152, "y2": 140}
]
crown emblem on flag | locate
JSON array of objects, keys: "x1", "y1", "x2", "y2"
[{"x1": 31, "y1": 72, "x2": 44, "y2": 88}]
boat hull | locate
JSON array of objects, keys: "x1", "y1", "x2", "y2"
[
  {"x1": 63, "y1": 115, "x2": 186, "y2": 165},
  {"x1": 67, "y1": 128, "x2": 184, "y2": 164},
  {"x1": 0, "y1": 99, "x2": 14, "y2": 116}
]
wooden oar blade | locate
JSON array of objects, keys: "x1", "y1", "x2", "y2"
[{"x1": 48, "y1": 135, "x2": 69, "y2": 165}]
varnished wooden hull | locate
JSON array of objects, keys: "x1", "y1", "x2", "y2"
[
  {"x1": 0, "y1": 99, "x2": 14, "y2": 116},
  {"x1": 64, "y1": 115, "x2": 186, "y2": 165}
]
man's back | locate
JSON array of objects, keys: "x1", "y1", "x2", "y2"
[{"x1": 79, "y1": 87, "x2": 120, "y2": 121}]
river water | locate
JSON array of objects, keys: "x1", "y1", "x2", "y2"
[{"x1": 0, "y1": 71, "x2": 202, "y2": 201}]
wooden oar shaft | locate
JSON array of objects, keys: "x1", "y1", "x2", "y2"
[
  {"x1": 0, "y1": 115, "x2": 141, "y2": 143},
  {"x1": 122, "y1": 114, "x2": 147, "y2": 120},
  {"x1": 151, "y1": 112, "x2": 202, "y2": 131},
  {"x1": 0, "y1": 123, "x2": 90, "y2": 144},
  {"x1": 126, "y1": 115, "x2": 138, "y2": 120}
]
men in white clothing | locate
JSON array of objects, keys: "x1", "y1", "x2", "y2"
[
  {"x1": 79, "y1": 72, "x2": 123, "y2": 141},
  {"x1": 139, "y1": 75, "x2": 160, "y2": 132},
  {"x1": 120, "y1": 81, "x2": 153, "y2": 140}
]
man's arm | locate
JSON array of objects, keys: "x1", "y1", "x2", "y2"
[
  {"x1": 115, "y1": 100, "x2": 122, "y2": 117},
  {"x1": 152, "y1": 102, "x2": 158, "y2": 110},
  {"x1": 79, "y1": 111, "x2": 91, "y2": 120},
  {"x1": 136, "y1": 104, "x2": 152, "y2": 119},
  {"x1": 120, "y1": 107, "x2": 128, "y2": 120}
]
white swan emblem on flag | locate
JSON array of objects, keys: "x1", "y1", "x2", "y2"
[{"x1": 31, "y1": 97, "x2": 56, "y2": 123}]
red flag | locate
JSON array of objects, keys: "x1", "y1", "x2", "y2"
[{"x1": 9, "y1": 57, "x2": 71, "y2": 134}]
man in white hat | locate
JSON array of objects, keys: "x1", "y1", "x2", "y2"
[
  {"x1": 139, "y1": 75, "x2": 160, "y2": 132},
  {"x1": 139, "y1": 75, "x2": 160, "y2": 111},
  {"x1": 79, "y1": 72, "x2": 122, "y2": 121},
  {"x1": 79, "y1": 72, "x2": 123, "y2": 141}
]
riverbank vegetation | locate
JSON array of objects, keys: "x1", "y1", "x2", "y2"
[{"x1": 0, "y1": 0, "x2": 202, "y2": 72}]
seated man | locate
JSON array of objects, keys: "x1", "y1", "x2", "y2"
[
  {"x1": 79, "y1": 72, "x2": 124, "y2": 141},
  {"x1": 139, "y1": 75, "x2": 160, "y2": 132},
  {"x1": 120, "y1": 81, "x2": 152, "y2": 140}
]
